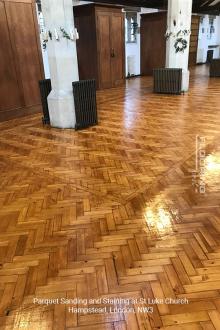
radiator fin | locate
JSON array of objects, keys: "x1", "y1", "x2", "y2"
[
  {"x1": 153, "y1": 68, "x2": 182, "y2": 94},
  {"x1": 39, "y1": 79, "x2": 52, "y2": 124},
  {"x1": 72, "y1": 79, "x2": 98, "y2": 130},
  {"x1": 210, "y1": 59, "x2": 220, "y2": 77}
]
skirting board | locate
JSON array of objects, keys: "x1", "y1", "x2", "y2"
[{"x1": 0, "y1": 104, "x2": 42, "y2": 122}]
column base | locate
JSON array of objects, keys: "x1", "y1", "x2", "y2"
[
  {"x1": 182, "y1": 70, "x2": 190, "y2": 92},
  {"x1": 48, "y1": 90, "x2": 76, "y2": 129}
]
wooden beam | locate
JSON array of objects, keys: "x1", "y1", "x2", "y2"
[
  {"x1": 82, "y1": 0, "x2": 167, "y2": 9},
  {"x1": 84, "y1": 0, "x2": 220, "y2": 13}
]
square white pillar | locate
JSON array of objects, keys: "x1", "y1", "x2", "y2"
[
  {"x1": 166, "y1": 0, "x2": 193, "y2": 92},
  {"x1": 41, "y1": 0, "x2": 79, "y2": 128}
]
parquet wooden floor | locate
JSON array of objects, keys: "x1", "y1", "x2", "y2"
[{"x1": 1, "y1": 65, "x2": 220, "y2": 329}]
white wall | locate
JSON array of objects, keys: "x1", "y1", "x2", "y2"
[
  {"x1": 197, "y1": 15, "x2": 220, "y2": 63},
  {"x1": 125, "y1": 8, "x2": 158, "y2": 76}
]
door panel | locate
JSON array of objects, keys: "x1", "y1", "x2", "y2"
[
  {"x1": 110, "y1": 14, "x2": 125, "y2": 87},
  {"x1": 141, "y1": 13, "x2": 166, "y2": 75},
  {"x1": 0, "y1": 1, "x2": 21, "y2": 112},
  {"x1": 5, "y1": 2, "x2": 42, "y2": 106},
  {"x1": 97, "y1": 13, "x2": 112, "y2": 89}
]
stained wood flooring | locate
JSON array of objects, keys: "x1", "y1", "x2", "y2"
[{"x1": 0, "y1": 65, "x2": 220, "y2": 329}]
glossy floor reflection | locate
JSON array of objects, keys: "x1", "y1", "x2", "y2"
[
  {"x1": 144, "y1": 196, "x2": 177, "y2": 237},
  {"x1": 205, "y1": 153, "x2": 220, "y2": 190},
  {"x1": 1, "y1": 65, "x2": 220, "y2": 329}
]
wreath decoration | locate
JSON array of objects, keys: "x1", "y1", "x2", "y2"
[{"x1": 174, "y1": 37, "x2": 188, "y2": 53}]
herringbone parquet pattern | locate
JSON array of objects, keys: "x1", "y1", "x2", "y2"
[{"x1": 1, "y1": 65, "x2": 220, "y2": 329}]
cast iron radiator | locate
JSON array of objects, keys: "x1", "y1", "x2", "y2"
[
  {"x1": 39, "y1": 79, "x2": 52, "y2": 124},
  {"x1": 153, "y1": 68, "x2": 182, "y2": 95},
  {"x1": 210, "y1": 59, "x2": 220, "y2": 77},
  {"x1": 72, "y1": 79, "x2": 98, "y2": 130}
]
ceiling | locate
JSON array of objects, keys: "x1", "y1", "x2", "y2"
[{"x1": 84, "y1": 0, "x2": 220, "y2": 14}]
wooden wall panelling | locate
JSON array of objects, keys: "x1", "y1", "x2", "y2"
[
  {"x1": 141, "y1": 12, "x2": 166, "y2": 76},
  {"x1": 189, "y1": 15, "x2": 200, "y2": 66},
  {"x1": 5, "y1": 1, "x2": 42, "y2": 106},
  {"x1": 0, "y1": 0, "x2": 44, "y2": 121},
  {"x1": 74, "y1": 5, "x2": 98, "y2": 84},
  {"x1": 141, "y1": 12, "x2": 200, "y2": 75},
  {"x1": 0, "y1": 1, "x2": 22, "y2": 112}
]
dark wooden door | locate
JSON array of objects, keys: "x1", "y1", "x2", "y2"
[
  {"x1": 0, "y1": 1, "x2": 21, "y2": 112},
  {"x1": 97, "y1": 12, "x2": 112, "y2": 89},
  {"x1": 96, "y1": 8, "x2": 125, "y2": 89},
  {"x1": 141, "y1": 12, "x2": 166, "y2": 75},
  {"x1": 75, "y1": 5, "x2": 124, "y2": 90},
  {"x1": 110, "y1": 13, "x2": 125, "y2": 87}
]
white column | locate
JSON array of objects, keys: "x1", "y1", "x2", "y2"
[
  {"x1": 166, "y1": 0, "x2": 192, "y2": 92},
  {"x1": 41, "y1": 0, "x2": 79, "y2": 128}
]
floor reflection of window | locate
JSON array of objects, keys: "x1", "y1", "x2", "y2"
[
  {"x1": 144, "y1": 196, "x2": 180, "y2": 236},
  {"x1": 204, "y1": 153, "x2": 220, "y2": 191}
]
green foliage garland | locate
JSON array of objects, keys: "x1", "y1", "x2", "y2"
[{"x1": 60, "y1": 27, "x2": 71, "y2": 40}]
